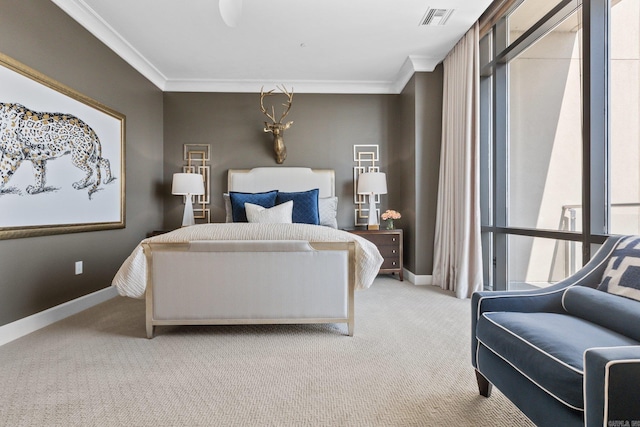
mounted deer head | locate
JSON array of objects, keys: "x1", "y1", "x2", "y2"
[{"x1": 259, "y1": 85, "x2": 293, "y2": 164}]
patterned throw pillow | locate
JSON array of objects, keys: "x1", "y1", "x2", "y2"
[
  {"x1": 229, "y1": 190, "x2": 278, "y2": 222},
  {"x1": 598, "y1": 236, "x2": 640, "y2": 302},
  {"x1": 275, "y1": 189, "x2": 320, "y2": 225},
  {"x1": 245, "y1": 201, "x2": 293, "y2": 224}
]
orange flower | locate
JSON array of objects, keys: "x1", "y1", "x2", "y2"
[{"x1": 381, "y1": 210, "x2": 401, "y2": 220}]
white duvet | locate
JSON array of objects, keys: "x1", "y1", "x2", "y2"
[{"x1": 112, "y1": 223, "x2": 384, "y2": 298}]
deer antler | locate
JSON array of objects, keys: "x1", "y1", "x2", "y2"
[
  {"x1": 277, "y1": 85, "x2": 294, "y2": 123},
  {"x1": 259, "y1": 86, "x2": 277, "y2": 123},
  {"x1": 260, "y1": 85, "x2": 294, "y2": 124}
]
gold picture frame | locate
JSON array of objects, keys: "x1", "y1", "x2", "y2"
[{"x1": 0, "y1": 52, "x2": 125, "y2": 239}]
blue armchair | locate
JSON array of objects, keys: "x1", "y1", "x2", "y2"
[{"x1": 472, "y1": 235, "x2": 640, "y2": 426}]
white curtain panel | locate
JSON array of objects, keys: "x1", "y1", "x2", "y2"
[{"x1": 432, "y1": 22, "x2": 483, "y2": 299}]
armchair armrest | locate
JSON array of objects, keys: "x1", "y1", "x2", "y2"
[
  {"x1": 584, "y1": 346, "x2": 640, "y2": 427},
  {"x1": 473, "y1": 235, "x2": 623, "y2": 317}
]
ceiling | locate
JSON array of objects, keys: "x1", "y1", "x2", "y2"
[{"x1": 51, "y1": 0, "x2": 493, "y2": 94}]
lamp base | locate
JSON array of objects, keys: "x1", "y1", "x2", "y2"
[
  {"x1": 366, "y1": 193, "x2": 379, "y2": 230},
  {"x1": 181, "y1": 195, "x2": 195, "y2": 227}
]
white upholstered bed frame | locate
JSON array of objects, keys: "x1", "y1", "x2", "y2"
[
  {"x1": 143, "y1": 167, "x2": 355, "y2": 338},
  {"x1": 227, "y1": 167, "x2": 336, "y2": 198}
]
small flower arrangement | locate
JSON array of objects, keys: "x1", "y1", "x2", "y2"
[{"x1": 381, "y1": 210, "x2": 401, "y2": 229}]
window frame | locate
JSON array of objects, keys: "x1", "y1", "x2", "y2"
[{"x1": 480, "y1": 0, "x2": 611, "y2": 291}]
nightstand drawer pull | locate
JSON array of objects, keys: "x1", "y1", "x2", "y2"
[
  {"x1": 392, "y1": 237, "x2": 396, "y2": 242},
  {"x1": 392, "y1": 249, "x2": 397, "y2": 254},
  {"x1": 392, "y1": 261, "x2": 397, "y2": 266}
]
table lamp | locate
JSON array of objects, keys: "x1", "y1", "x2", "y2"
[
  {"x1": 172, "y1": 173, "x2": 205, "y2": 227},
  {"x1": 357, "y1": 172, "x2": 387, "y2": 230}
]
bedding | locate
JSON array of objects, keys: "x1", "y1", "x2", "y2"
[{"x1": 112, "y1": 223, "x2": 384, "y2": 299}]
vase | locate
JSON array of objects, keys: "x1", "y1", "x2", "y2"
[{"x1": 386, "y1": 219, "x2": 394, "y2": 230}]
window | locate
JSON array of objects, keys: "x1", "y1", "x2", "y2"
[
  {"x1": 508, "y1": 8, "x2": 583, "y2": 232},
  {"x1": 480, "y1": 0, "x2": 624, "y2": 291},
  {"x1": 609, "y1": 0, "x2": 640, "y2": 234},
  {"x1": 508, "y1": 235, "x2": 582, "y2": 289},
  {"x1": 508, "y1": 0, "x2": 566, "y2": 44}
]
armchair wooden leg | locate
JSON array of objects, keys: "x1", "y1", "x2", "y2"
[{"x1": 475, "y1": 370, "x2": 493, "y2": 397}]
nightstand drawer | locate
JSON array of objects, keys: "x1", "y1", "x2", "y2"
[
  {"x1": 366, "y1": 233, "x2": 401, "y2": 247},
  {"x1": 381, "y1": 257, "x2": 401, "y2": 270},
  {"x1": 378, "y1": 245, "x2": 400, "y2": 258}
]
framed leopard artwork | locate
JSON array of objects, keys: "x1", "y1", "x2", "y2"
[
  {"x1": 0, "y1": 52, "x2": 125, "y2": 240},
  {"x1": 0, "y1": 102, "x2": 115, "y2": 198}
]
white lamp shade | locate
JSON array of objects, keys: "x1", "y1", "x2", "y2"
[
  {"x1": 172, "y1": 173, "x2": 205, "y2": 195},
  {"x1": 357, "y1": 172, "x2": 387, "y2": 195}
]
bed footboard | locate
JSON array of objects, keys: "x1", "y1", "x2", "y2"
[{"x1": 142, "y1": 240, "x2": 356, "y2": 338}]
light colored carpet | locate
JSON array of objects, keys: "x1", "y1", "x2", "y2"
[{"x1": 0, "y1": 277, "x2": 534, "y2": 426}]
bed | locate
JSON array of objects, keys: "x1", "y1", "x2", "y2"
[{"x1": 111, "y1": 167, "x2": 383, "y2": 338}]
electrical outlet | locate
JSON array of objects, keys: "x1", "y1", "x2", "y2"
[{"x1": 75, "y1": 261, "x2": 83, "y2": 275}]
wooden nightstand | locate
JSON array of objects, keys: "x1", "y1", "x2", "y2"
[
  {"x1": 348, "y1": 229, "x2": 403, "y2": 281},
  {"x1": 146, "y1": 229, "x2": 175, "y2": 238}
]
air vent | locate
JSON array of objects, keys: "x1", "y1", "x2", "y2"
[{"x1": 419, "y1": 8, "x2": 454, "y2": 26}]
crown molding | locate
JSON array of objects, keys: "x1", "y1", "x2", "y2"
[
  {"x1": 52, "y1": 0, "x2": 440, "y2": 94},
  {"x1": 163, "y1": 78, "x2": 400, "y2": 94},
  {"x1": 391, "y1": 55, "x2": 441, "y2": 93},
  {"x1": 51, "y1": 0, "x2": 167, "y2": 89}
]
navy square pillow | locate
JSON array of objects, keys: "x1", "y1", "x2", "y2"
[
  {"x1": 276, "y1": 189, "x2": 320, "y2": 225},
  {"x1": 229, "y1": 190, "x2": 277, "y2": 222}
]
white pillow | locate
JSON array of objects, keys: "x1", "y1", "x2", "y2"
[
  {"x1": 319, "y1": 197, "x2": 338, "y2": 228},
  {"x1": 223, "y1": 193, "x2": 233, "y2": 223},
  {"x1": 245, "y1": 201, "x2": 293, "y2": 224}
]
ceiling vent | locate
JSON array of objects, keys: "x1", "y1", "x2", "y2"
[{"x1": 419, "y1": 8, "x2": 454, "y2": 26}]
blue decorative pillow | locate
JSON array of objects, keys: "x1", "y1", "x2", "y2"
[
  {"x1": 276, "y1": 189, "x2": 320, "y2": 225},
  {"x1": 598, "y1": 236, "x2": 640, "y2": 302},
  {"x1": 229, "y1": 190, "x2": 277, "y2": 222}
]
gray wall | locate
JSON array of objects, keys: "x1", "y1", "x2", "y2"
[
  {"x1": 163, "y1": 93, "x2": 395, "y2": 229},
  {"x1": 391, "y1": 69, "x2": 443, "y2": 275},
  {"x1": 163, "y1": 80, "x2": 443, "y2": 277},
  {"x1": 392, "y1": 76, "x2": 417, "y2": 271},
  {"x1": 0, "y1": 0, "x2": 164, "y2": 326},
  {"x1": 415, "y1": 70, "x2": 444, "y2": 276}
]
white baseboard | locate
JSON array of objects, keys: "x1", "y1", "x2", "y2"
[
  {"x1": 404, "y1": 269, "x2": 433, "y2": 286},
  {"x1": 0, "y1": 286, "x2": 118, "y2": 347}
]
